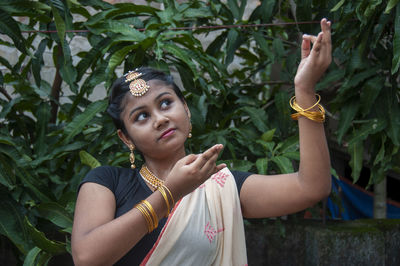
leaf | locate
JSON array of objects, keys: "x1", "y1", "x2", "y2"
[
  {"x1": 163, "y1": 44, "x2": 197, "y2": 77},
  {"x1": 32, "y1": 39, "x2": 48, "y2": 87},
  {"x1": 223, "y1": 159, "x2": 253, "y2": 172},
  {"x1": 0, "y1": 9, "x2": 27, "y2": 54},
  {"x1": 272, "y1": 38, "x2": 285, "y2": 60},
  {"x1": 51, "y1": 4, "x2": 65, "y2": 46},
  {"x1": 347, "y1": 119, "x2": 387, "y2": 146},
  {"x1": 34, "y1": 102, "x2": 50, "y2": 157},
  {"x1": 107, "y1": 44, "x2": 137, "y2": 75},
  {"x1": 23, "y1": 247, "x2": 41, "y2": 266},
  {"x1": 359, "y1": 77, "x2": 383, "y2": 115},
  {"x1": 62, "y1": 100, "x2": 108, "y2": 144},
  {"x1": 37, "y1": 202, "x2": 73, "y2": 230},
  {"x1": 79, "y1": 150, "x2": 101, "y2": 169},
  {"x1": 373, "y1": 135, "x2": 386, "y2": 166},
  {"x1": 0, "y1": 192, "x2": 32, "y2": 254},
  {"x1": 256, "y1": 158, "x2": 268, "y2": 175},
  {"x1": 14, "y1": 168, "x2": 53, "y2": 203},
  {"x1": 271, "y1": 156, "x2": 293, "y2": 174},
  {"x1": 391, "y1": 3, "x2": 400, "y2": 74},
  {"x1": 87, "y1": 21, "x2": 146, "y2": 41},
  {"x1": 24, "y1": 217, "x2": 66, "y2": 255},
  {"x1": 261, "y1": 128, "x2": 275, "y2": 142},
  {"x1": 225, "y1": 28, "x2": 240, "y2": 65},
  {"x1": 336, "y1": 101, "x2": 359, "y2": 144},
  {"x1": 384, "y1": 0, "x2": 400, "y2": 13},
  {"x1": 348, "y1": 139, "x2": 363, "y2": 183},
  {"x1": 227, "y1": 0, "x2": 240, "y2": 19},
  {"x1": 253, "y1": 31, "x2": 274, "y2": 60},
  {"x1": 241, "y1": 106, "x2": 268, "y2": 133}
]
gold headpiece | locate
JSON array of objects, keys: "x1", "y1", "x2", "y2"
[{"x1": 125, "y1": 70, "x2": 150, "y2": 97}]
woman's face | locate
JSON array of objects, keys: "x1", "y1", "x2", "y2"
[{"x1": 118, "y1": 79, "x2": 191, "y2": 160}]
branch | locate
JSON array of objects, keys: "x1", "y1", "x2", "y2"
[
  {"x1": 50, "y1": 46, "x2": 63, "y2": 124},
  {"x1": 0, "y1": 86, "x2": 12, "y2": 101}
]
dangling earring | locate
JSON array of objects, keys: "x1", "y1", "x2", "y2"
[
  {"x1": 188, "y1": 123, "x2": 192, "y2": 138},
  {"x1": 129, "y1": 144, "x2": 136, "y2": 169}
]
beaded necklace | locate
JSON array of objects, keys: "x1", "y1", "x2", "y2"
[{"x1": 139, "y1": 165, "x2": 164, "y2": 190}]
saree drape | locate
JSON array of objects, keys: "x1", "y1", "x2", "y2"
[{"x1": 141, "y1": 167, "x2": 248, "y2": 266}]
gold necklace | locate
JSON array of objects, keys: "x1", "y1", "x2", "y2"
[{"x1": 140, "y1": 165, "x2": 164, "y2": 190}]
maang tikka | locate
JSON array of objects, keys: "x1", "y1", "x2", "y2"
[{"x1": 125, "y1": 69, "x2": 150, "y2": 97}]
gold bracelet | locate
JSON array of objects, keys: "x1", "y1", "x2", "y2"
[
  {"x1": 161, "y1": 184, "x2": 175, "y2": 207},
  {"x1": 290, "y1": 94, "x2": 325, "y2": 122},
  {"x1": 157, "y1": 186, "x2": 171, "y2": 217},
  {"x1": 134, "y1": 202, "x2": 153, "y2": 233},
  {"x1": 141, "y1": 200, "x2": 158, "y2": 231}
]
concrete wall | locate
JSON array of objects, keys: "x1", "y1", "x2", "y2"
[{"x1": 245, "y1": 219, "x2": 400, "y2": 266}]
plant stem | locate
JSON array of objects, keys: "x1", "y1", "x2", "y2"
[{"x1": 50, "y1": 45, "x2": 63, "y2": 123}]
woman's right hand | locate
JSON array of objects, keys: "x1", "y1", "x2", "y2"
[{"x1": 164, "y1": 144, "x2": 226, "y2": 200}]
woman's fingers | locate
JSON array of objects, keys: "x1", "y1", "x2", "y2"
[
  {"x1": 191, "y1": 144, "x2": 223, "y2": 170},
  {"x1": 301, "y1": 38, "x2": 311, "y2": 59}
]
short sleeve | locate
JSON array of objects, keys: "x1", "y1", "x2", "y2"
[
  {"x1": 231, "y1": 170, "x2": 253, "y2": 195},
  {"x1": 78, "y1": 166, "x2": 118, "y2": 193}
]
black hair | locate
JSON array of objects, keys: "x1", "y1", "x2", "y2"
[{"x1": 107, "y1": 67, "x2": 185, "y2": 135}]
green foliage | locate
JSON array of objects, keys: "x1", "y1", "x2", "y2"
[
  {"x1": 326, "y1": 0, "x2": 400, "y2": 187},
  {"x1": 0, "y1": 0, "x2": 399, "y2": 263}
]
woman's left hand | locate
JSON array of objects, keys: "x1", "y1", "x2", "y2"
[{"x1": 294, "y1": 18, "x2": 332, "y2": 93}]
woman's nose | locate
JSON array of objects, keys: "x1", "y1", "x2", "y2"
[{"x1": 153, "y1": 112, "x2": 169, "y2": 129}]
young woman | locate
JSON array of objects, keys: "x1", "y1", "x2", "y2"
[{"x1": 72, "y1": 18, "x2": 332, "y2": 266}]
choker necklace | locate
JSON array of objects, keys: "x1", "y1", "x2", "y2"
[{"x1": 140, "y1": 165, "x2": 164, "y2": 190}]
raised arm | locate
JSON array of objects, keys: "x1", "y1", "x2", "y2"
[{"x1": 240, "y1": 18, "x2": 332, "y2": 218}]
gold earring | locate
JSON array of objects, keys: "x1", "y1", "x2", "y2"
[
  {"x1": 188, "y1": 123, "x2": 192, "y2": 138},
  {"x1": 129, "y1": 144, "x2": 136, "y2": 169}
]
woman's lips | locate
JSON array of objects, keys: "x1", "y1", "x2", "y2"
[{"x1": 160, "y1": 128, "x2": 176, "y2": 139}]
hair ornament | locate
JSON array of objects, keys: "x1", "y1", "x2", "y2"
[{"x1": 125, "y1": 70, "x2": 150, "y2": 97}]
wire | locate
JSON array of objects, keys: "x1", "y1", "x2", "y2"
[{"x1": 20, "y1": 21, "x2": 323, "y2": 34}]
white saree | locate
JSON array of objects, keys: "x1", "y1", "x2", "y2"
[{"x1": 140, "y1": 167, "x2": 248, "y2": 266}]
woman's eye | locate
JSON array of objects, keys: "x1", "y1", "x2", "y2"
[
  {"x1": 160, "y1": 99, "x2": 171, "y2": 109},
  {"x1": 135, "y1": 112, "x2": 148, "y2": 121}
]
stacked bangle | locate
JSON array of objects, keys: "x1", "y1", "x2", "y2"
[
  {"x1": 134, "y1": 200, "x2": 158, "y2": 233},
  {"x1": 290, "y1": 94, "x2": 325, "y2": 123},
  {"x1": 158, "y1": 184, "x2": 175, "y2": 217}
]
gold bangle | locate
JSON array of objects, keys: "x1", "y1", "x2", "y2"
[
  {"x1": 135, "y1": 203, "x2": 153, "y2": 233},
  {"x1": 141, "y1": 200, "x2": 158, "y2": 231},
  {"x1": 290, "y1": 94, "x2": 325, "y2": 122},
  {"x1": 158, "y1": 186, "x2": 171, "y2": 217},
  {"x1": 161, "y1": 184, "x2": 175, "y2": 207}
]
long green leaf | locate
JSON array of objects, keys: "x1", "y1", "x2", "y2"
[
  {"x1": 37, "y1": 203, "x2": 73, "y2": 230},
  {"x1": 0, "y1": 9, "x2": 27, "y2": 54},
  {"x1": 32, "y1": 39, "x2": 48, "y2": 87},
  {"x1": 337, "y1": 101, "x2": 359, "y2": 144},
  {"x1": 241, "y1": 106, "x2": 268, "y2": 133},
  {"x1": 23, "y1": 247, "x2": 41, "y2": 266},
  {"x1": 79, "y1": 150, "x2": 101, "y2": 169},
  {"x1": 391, "y1": 3, "x2": 400, "y2": 74},
  {"x1": 0, "y1": 193, "x2": 32, "y2": 254},
  {"x1": 256, "y1": 158, "x2": 268, "y2": 175},
  {"x1": 348, "y1": 139, "x2": 364, "y2": 183},
  {"x1": 225, "y1": 29, "x2": 240, "y2": 65},
  {"x1": 359, "y1": 77, "x2": 383, "y2": 115},
  {"x1": 384, "y1": 0, "x2": 400, "y2": 13},
  {"x1": 62, "y1": 100, "x2": 108, "y2": 144},
  {"x1": 51, "y1": 4, "x2": 65, "y2": 46},
  {"x1": 271, "y1": 156, "x2": 293, "y2": 174},
  {"x1": 24, "y1": 217, "x2": 66, "y2": 255},
  {"x1": 14, "y1": 168, "x2": 54, "y2": 202},
  {"x1": 107, "y1": 44, "x2": 137, "y2": 75},
  {"x1": 347, "y1": 119, "x2": 387, "y2": 146}
]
